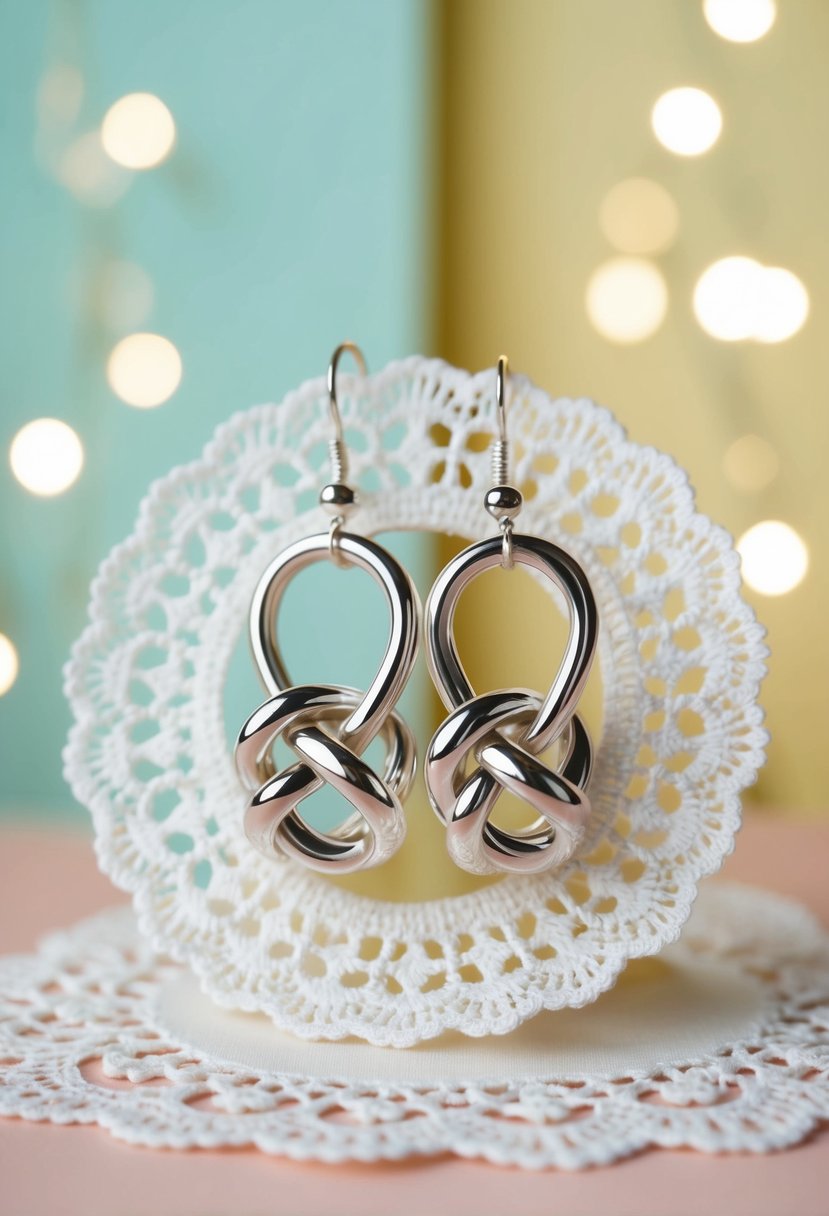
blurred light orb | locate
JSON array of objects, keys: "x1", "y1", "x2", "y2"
[
  {"x1": 693, "y1": 256, "x2": 762, "y2": 340},
  {"x1": 96, "y1": 260, "x2": 154, "y2": 331},
  {"x1": 107, "y1": 333, "x2": 182, "y2": 408},
  {"x1": 57, "y1": 131, "x2": 131, "y2": 207},
  {"x1": 599, "y1": 178, "x2": 680, "y2": 254},
  {"x1": 586, "y1": 257, "x2": 668, "y2": 344},
  {"x1": 737, "y1": 520, "x2": 808, "y2": 596},
  {"x1": 694, "y1": 257, "x2": 808, "y2": 342},
  {"x1": 753, "y1": 267, "x2": 809, "y2": 343},
  {"x1": 703, "y1": 0, "x2": 776, "y2": 42},
  {"x1": 9, "y1": 418, "x2": 84, "y2": 497},
  {"x1": 651, "y1": 87, "x2": 722, "y2": 156},
  {"x1": 723, "y1": 434, "x2": 779, "y2": 492},
  {"x1": 0, "y1": 634, "x2": 19, "y2": 697},
  {"x1": 101, "y1": 93, "x2": 176, "y2": 170}
]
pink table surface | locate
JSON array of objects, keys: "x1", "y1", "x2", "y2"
[{"x1": 1, "y1": 813, "x2": 828, "y2": 1216}]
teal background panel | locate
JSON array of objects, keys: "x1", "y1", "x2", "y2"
[{"x1": 0, "y1": 0, "x2": 435, "y2": 820}]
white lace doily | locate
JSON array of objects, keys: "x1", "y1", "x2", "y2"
[
  {"x1": 63, "y1": 357, "x2": 768, "y2": 1045},
  {"x1": 1, "y1": 884, "x2": 826, "y2": 1169}
]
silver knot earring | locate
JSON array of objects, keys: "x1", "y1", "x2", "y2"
[
  {"x1": 235, "y1": 343, "x2": 421, "y2": 874},
  {"x1": 424, "y1": 356, "x2": 599, "y2": 876}
]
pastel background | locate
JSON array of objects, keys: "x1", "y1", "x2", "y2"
[
  {"x1": 1, "y1": 0, "x2": 825, "y2": 826},
  {"x1": 0, "y1": 0, "x2": 434, "y2": 820}
]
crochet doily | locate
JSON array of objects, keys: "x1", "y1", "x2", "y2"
[
  {"x1": 63, "y1": 357, "x2": 767, "y2": 1046},
  {"x1": 1, "y1": 884, "x2": 827, "y2": 1169}
]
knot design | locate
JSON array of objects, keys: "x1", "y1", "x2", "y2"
[
  {"x1": 425, "y1": 533, "x2": 598, "y2": 875},
  {"x1": 236, "y1": 531, "x2": 420, "y2": 874}
]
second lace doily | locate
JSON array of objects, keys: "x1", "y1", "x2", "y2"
[{"x1": 1, "y1": 884, "x2": 826, "y2": 1169}]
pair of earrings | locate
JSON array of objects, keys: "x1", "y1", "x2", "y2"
[{"x1": 235, "y1": 344, "x2": 598, "y2": 878}]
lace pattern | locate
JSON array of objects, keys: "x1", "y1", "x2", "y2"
[
  {"x1": 0, "y1": 885, "x2": 826, "y2": 1169},
  {"x1": 63, "y1": 358, "x2": 768, "y2": 1045}
]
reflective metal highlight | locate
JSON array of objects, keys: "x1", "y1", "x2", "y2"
[
  {"x1": 236, "y1": 531, "x2": 420, "y2": 873},
  {"x1": 425, "y1": 532, "x2": 599, "y2": 875}
]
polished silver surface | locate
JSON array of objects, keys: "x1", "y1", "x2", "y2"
[
  {"x1": 237, "y1": 530, "x2": 420, "y2": 873},
  {"x1": 234, "y1": 341, "x2": 419, "y2": 873},
  {"x1": 484, "y1": 484, "x2": 523, "y2": 523},
  {"x1": 425, "y1": 530, "x2": 598, "y2": 876},
  {"x1": 424, "y1": 355, "x2": 599, "y2": 874},
  {"x1": 322, "y1": 341, "x2": 366, "y2": 564},
  {"x1": 486, "y1": 355, "x2": 521, "y2": 570}
]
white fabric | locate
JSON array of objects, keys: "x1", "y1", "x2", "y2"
[
  {"x1": 63, "y1": 357, "x2": 768, "y2": 1045},
  {"x1": 1, "y1": 884, "x2": 827, "y2": 1170},
  {"x1": 160, "y1": 960, "x2": 764, "y2": 1081}
]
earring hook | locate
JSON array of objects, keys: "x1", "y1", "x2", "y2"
[
  {"x1": 321, "y1": 342, "x2": 366, "y2": 566},
  {"x1": 326, "y1": 341, "x2": 367, "y2": 484},
  {"x1": 485, "y1": 355, "x2": 522, "y2": 569},
  {"x1": 495, "y1": 354, "x2": 509, "y2": 452}
]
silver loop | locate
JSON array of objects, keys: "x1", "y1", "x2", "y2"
[
  {"x1": 328, "y1": 515, "x2": 348, "y2": 569},
  {"x1": 500, "y1": 519, "x2": 514, "y2": 570},
  {"x1": 425, "y1": 532, "x2": 598, "y2": 875},
  {"x1": 236, "y1": 530, "x2": 420, "y2": 873},
  {"x1": 239, "y1": 687, "x2": 414, "y2": 873}
]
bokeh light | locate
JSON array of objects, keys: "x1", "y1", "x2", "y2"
[
  {"x1": 694, "y1": 257, "x2": 808, "y2": 342},
  {"x1": 599, "y1": 178, "x2": 679, "y2": 254},
  {"x1": 753, "y1": 267, "x2": 809, "y2": 343},
  {"x1": 693, "y1": 256, "x2": 762, "y2": 340},
  {"x1": 107, "y1": 333, "x2": 182, "y2": 408},
  {"x1": 737, "y1": 520, "x2": 808, "y2": 596},
  {"x1": 9, "y1": 418, "x2": 84, "y2": 497},
  {"x1": 723, "y1": 434, "x2": 780, "y2": 492},
  {"x1": 0, "y1": 634, "x2": 19, "y2": 697},
  {"x1": 703, "y1": 0, "x2": 776, "y2": 43},
  {"x1": 586, "y1": 257, "x2": 668, "y2": 343},
  {"x1": 101, "y1": 93, "x2": 176, "y2": 170},
  {"x1": 57, "y1": 131, "x2": 131, "y2": 207},
  {"x1": 651, "y1": 87, "x2": 722, "y2": 156}
]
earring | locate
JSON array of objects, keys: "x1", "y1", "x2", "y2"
[
  {"x1": 424, "y1": 357, "x2": 599, "y2": 876},
  {"x1": 235, "y1": 343, "x2": 421, "y2": 874}
]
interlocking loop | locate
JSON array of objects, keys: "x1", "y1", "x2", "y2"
[
  {"x1": 425, "y1": 533, "x2": 598, "y2": 876},
  {"x1": 235, "y1": 531, "x2": 420, "y2": 874}
]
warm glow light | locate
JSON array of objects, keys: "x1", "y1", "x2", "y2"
[
  {"x1": 599, "y1": 178, "x2": 679, "y2": 255},
  {"x1": 737, "y1": 520, "x2": 808, "y2": 596},
  {"x1": 9, "y1": 418, "x2": 84, "y2": 496},
  {"x1": 703, "y1": 0, "x2": 776, "y2": 42},
  {"x1": 694, "y1": 257, "x2": 808, "y2": 343},
  {"x1": 723, "y1": 435, "x2": 779, "y2": 493},
  {"x1": 586, "y1": 258, "x2": 668, "y2": 343},
  {"x1": 0, "y1": 634, "x2": 18, "y2": 697},
  {"x1": 752, "y1": 267, "x2": 809, "y2": 343},
  {"x1": 57, "y1": 131, "x2": 131, "y2": 206},
  {"x1": 651, "y1": 87, "x2": 722, "y2": 156},
  {"x1": 107, "y1": 333, "x2": 182, "y2": 408},
  {"x1": 694, "y1": 256, "x2": 762, "y2": 340},
  {"x1": 101, "y1": 93, "x2": 176, "y2": 170},
  {"x1": 96, "y1": 260, "x2": 154, "y2": 331}
]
